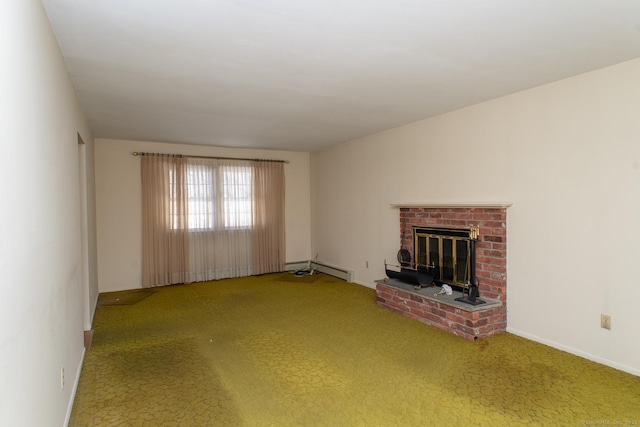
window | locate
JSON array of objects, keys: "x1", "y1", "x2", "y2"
[
  {"x1": 170, "y1": 162, "x2": 253, "y2": 231},
  {"x1": 221, "y1": 165, "x2": 252, "y2": 229},
  {"x1": 141, "y1": 154, "x2": 285, "y2": 286}
]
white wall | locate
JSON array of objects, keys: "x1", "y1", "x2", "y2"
[
  {"x1": 311, "y1": 58, "x2": 640, "y2": 376},
  {"x1": 95, "y1": 139, "x2": 312, "y2": 292},
  {"x1": 0, "y1": 1, "x2": 96, "y2": 426}
]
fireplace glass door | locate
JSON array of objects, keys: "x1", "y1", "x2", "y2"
[{"x1": 414, "y1": 227, "x2": 471, "y2": 289}]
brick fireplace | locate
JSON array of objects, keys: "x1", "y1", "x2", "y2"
[{"x1": 376, "y1": 204, "x2": 509, "y2": 340}]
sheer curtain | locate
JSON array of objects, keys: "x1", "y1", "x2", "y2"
[
  {"x1": 141, "y1": 155, "x2": 285, "y2": 287},
  {"x1": 186, "y1": 158, "x2": 253, "y2": 282}
]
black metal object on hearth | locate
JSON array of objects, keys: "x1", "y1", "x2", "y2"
[
  {"x1": 384, "y1": 250, "x2": 435, "y2": 289},
  {"x1": 454, "y1": 229, "x2": 486, "y2": 306}
]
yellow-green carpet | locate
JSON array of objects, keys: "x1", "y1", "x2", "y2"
[{"x1": 70, "y1": 273, "x2": 640, "y2": 426}]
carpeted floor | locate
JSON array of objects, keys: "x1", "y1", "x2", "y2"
[{"x1": 70, "y1": 273, "x2": 640, "y2": 426}]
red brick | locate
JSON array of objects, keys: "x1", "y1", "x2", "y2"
[
  {"x1": 394, "y1": 289, "x2": 409, "y2": 298},
  {"x1": 481, "y1": 263, "x2": 505, "y2": 273},
  {"x1": 476, "y1": 277, "x2": 504, "y2": 288},
  {"x1": 466, "y1": 317, "x2": 488, "y2": 327},
  {"x1": 471, "y1": 213, "x2": 495, "y2": 221},
  {"x1": 409, "y1": 307, "x2": 426, "y2": 317},
  {"x1": 387, "y1": 300, "x2": 404, "y2": 309},
  {"x1": 406, "y1": 299, "x2": 421, "y2": 309},
  {"x1": 485, "y1": 257, "x2": 506, "y2": 267},
  {"x1": 447, "y1": 312, "x2": 466, "y2": 324},
  {"x1": 431, "y1": 308, "x2": 447, "y2": 318},
  {"x1": 453, "y1": 212, "x2": 472, "y2": 219},
  {"x1": 455, "y1": 324, "x2": 476, "y2": 337},
  {"x1": 423, "y1": 312, "x2": 442, "y2": 324},
  {"x1": 478, "y1": 324, "x2": 505, "y2": 335},
  {"x1": 480, "y1": 249, "x2": 506, "y2": 258},
  {"x1": 377, "y1": 292, "x2": 393, "y2": 301},
  {"x1": 440, "y1": 304, "x2": 456, "y2": 313},
  {"x1": 487, "y1": 314, "x2": 505, "y2": 324}
]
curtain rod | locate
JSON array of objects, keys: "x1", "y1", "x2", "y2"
[{"x1": 132, "y1": 151, "x2": 289, "y2": 164}]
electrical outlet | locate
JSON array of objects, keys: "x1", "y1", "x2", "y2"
[
  {"x1": 366, "y1": 261, "x2": 369, "y2": 269},
  {"x1": 60, "y1": 366, "x2": 65, "y2": 389},
  {"x1": 600, "y1": 314, "x2": 611, "y2": 330}
]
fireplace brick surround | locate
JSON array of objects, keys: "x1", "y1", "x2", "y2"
[{"x1": 376, "y1": 205, "x2": 509, "y2": 340}]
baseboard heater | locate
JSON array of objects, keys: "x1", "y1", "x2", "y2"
[{"x1": 285, "y1": 260, "x2": 354, "y2": 282}]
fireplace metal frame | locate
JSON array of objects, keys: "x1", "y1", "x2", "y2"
[{"x1": 412, "y1": 226, "x2": 478, "y2": 290}]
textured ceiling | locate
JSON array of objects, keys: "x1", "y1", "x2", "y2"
[{"x1": 42, "y1": 0, "x2": 640, "y2": 152}]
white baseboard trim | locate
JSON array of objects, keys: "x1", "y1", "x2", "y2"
[
  {"x1": 310, "y1": 261, "x2": 354, "y2": 282},
  {"x1": 285, "y1": 260, "x2": 311, "y2": 271},
  {"x1": 64, "y1": 348, "x2": 86, "y2": 427},
  {"x1": 506, "y1": 327, "x2": 640, "y2": 377},
  {"x1": 285, "y1": 260, "x2": 354, "y2": 282}
]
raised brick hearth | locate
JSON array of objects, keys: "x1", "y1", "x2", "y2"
[{"x1": 376, "y1": 204, "x2": 509, "y2": 340}]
